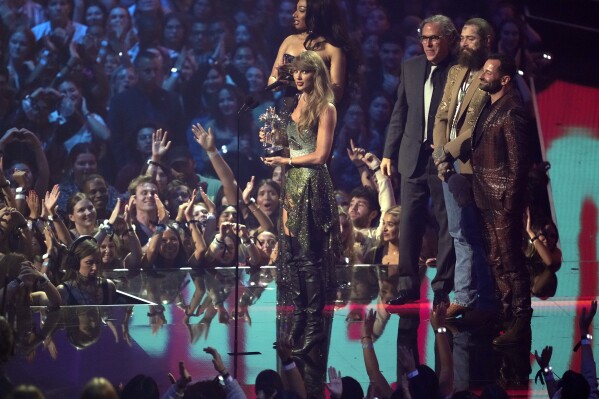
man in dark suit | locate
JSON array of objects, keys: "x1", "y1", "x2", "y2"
[
  {"x1": 381, "y1": 15, "x2": 458, "y2": 305},
  {"x1": 471, "y1": 54, "x2": 530, "y2": 345}
]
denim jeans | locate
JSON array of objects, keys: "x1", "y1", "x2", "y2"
[{"x1": 442, "y1": 178, "x2": 494, "y2": 308}]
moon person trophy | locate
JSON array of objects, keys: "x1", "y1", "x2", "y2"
[{"x1": 260, "y1": 106, "x2": 284, "y2": 157}]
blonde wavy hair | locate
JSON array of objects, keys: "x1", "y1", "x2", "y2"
[{"x1": 292, "y1": 50, "x2": 334, "y2": 132}]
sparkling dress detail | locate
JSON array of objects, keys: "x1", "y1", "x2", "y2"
[{"x1": 278, "y1": 119, "x2": 341, "y2": 296}]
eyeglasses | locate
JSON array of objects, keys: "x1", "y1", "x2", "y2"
[{"x1": 420, "y1": 35, "x2": 443, "y2": 43}]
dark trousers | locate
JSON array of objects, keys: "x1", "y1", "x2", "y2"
[
  {"x1": 398, "y1": 150, "x2": 455, "y2": 296},
  {"x1": 479, "y1": 207, "x2": 531, "y2": 319}
]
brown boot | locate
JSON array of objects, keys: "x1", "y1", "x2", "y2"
[{"x1": 492, "y1": 316, "x2": 531, "y2": 346}]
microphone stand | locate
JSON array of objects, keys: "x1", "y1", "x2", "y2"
[{"x1": 232, "y1": 97, "x2": 259, "y2": 378}]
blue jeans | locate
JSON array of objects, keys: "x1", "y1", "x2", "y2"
[{"x1": 442, "y1": 178, "x2": 494, "y2": 309}]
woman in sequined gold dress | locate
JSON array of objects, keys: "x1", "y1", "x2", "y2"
[{"x1": 262, "y1": 50, "x2": 341, "y2": 355}]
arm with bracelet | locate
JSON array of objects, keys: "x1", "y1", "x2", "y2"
[
  {"x1": 534, "y1": 346, "x2": 557, "y2": 398},
  {"x1": 198, "y1": 187, "x2": 217, "y2": 242},
  {"x1": 363, "y1": 152, "x2": 396, "y2": 240},
  {"x1": 44, "y1": 184, "x2": 72, "y2": 246},
  {"x1": 191, "y1": 123, "x2": 245, "y2": 212},
  {"x1": 142, "y1": 223, "x2": 165, "y2": 268},
  {"x1": 94, "y1": 198, "x2": 121, "y2": 244},
  {"x1": 13, "y1": 182, "x2": 27, "y2": 215},
  {"x1": 346, "y1": 139, "x2": 376, "y2": 190},
  {"x1": 146, "y1": 129, "x2": 171, "y2": 183},
  {"x1": 161, "y1": 361, "x2": 192, "y2": 399},
  {"x1": 361, "y1": 309, "x2": 393, "y2": 398},
  {"x1": 183, "y1": 191, "x2": 207, "y2": 267},
  {"x1": 207, "y1": 220, "x2": 231, "y2": 261},
  {"x1": 203, "y1": 346, "x2": 247, "y2": 399},
  {"x1": 276, "y1": 339, "x2": 307, "y2": 399}
]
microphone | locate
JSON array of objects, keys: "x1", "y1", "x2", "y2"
[
  {"x1": 264, "y1": 79, "x2": 287, "y2": 92},
  {"x1": 238, "y1": 96, "x2": 259, "y2": 114}
]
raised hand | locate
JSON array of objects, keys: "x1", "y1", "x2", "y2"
[
  {"x1": 275, "y1": 338, "x2": 293, "y2": 362},
  {"x1": 43, "y1": 225, "x2": 56, "y2": 253},
  {"x1": 152, "y1": 129, "x2": 171, "y2": 160},
  {"x1": 184, "y1": 189, "x2": 197, "y2": 222},
  {"x1": 346, "y1": 138, "x2": 366, "y2": 167},
  {"x1": 167, "y1": 361, "x2": 192, "y2": 395},
  {"x1": 108, "y1": 198, "x2": 122, "y2": 225},
  {"x1": 191, "y1": 123, "x2": 216, "y2": 152},
  {"x1": 12, "y1": 170, "x2": 28, "y2": 188},
  {"x1": 534, "y1": 346, "x2": 553, "y2": 369},
  {"x1": 155, "y1": 194, "x2": 169, "y2": 224},
  {"x1": 26, "y1": 191, "x2": 40, "y2": 219},
  {"x1": 526, "y1": 207, "x2": 533, "y2": 236},
  {"x1": 242, "y1": 176, "x2": 255, "y2": 204},
  {"x1": 326, "y1": 366, "x2": 343, "y2": 397},
  {"x1": 198, "y1": 187, "x2": 216, "y2": 214},
  {"x1": 580, "y1": 300, "x2": 598, "y2": 334},
  {"x1": 18, "y1": 261, "x2": 43, "y2": 287},
  {"x1": 397, "y1": 346, "x2": 416, "y2": 374},
  {"x1": 203, "y1": 347, "x2": 226, "y2": 374},
  {"x1": 40, "y1": 199, "x2": 49, "y2": 219},
  {"x1": 220, "y1": 221, "x2": 234, "y2": 237},
  {"x1": 362, "y1": 308, "x2": 376, "y2": 338},
  {"x1": 235, "y1": 224, "x2": 250, "y2": 241},
  {"x1": 124, "y1": 196, "x2": 136, "y2": 225},
  {"x1": 44, "y1": 185, "x2": 60, "y2": 215}
]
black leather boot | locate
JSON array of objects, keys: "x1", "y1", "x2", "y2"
[
  {"x1": 292, "y1": 266, "x2": 325, "y2": 356},
  {"x1": 289, "y1": 267, "x2": 306, "y2": 345}
]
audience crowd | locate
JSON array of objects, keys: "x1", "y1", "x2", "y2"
[{"x1": 0, "y1": 0, "x2": 578, "y2": 397}]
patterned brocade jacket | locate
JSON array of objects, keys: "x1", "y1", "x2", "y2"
[{"x1": 471, "y1": 90, "x2": 530, "y2": 212}]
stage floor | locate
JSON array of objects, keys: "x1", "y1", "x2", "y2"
[{"x1": 6, "y1": 263, "x2": 596, "y2": 399}]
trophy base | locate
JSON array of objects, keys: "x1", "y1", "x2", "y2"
[{"x1": 264, "y1": 146, "x2": 284, "y2": 157}]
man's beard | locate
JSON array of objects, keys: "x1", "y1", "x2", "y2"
[
  {"x1": 480, "y1": 79, "x2": 502, "y2": 94},
  {"x1": 458, "y1": 47, "x2": 487, "y2": 70}
]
